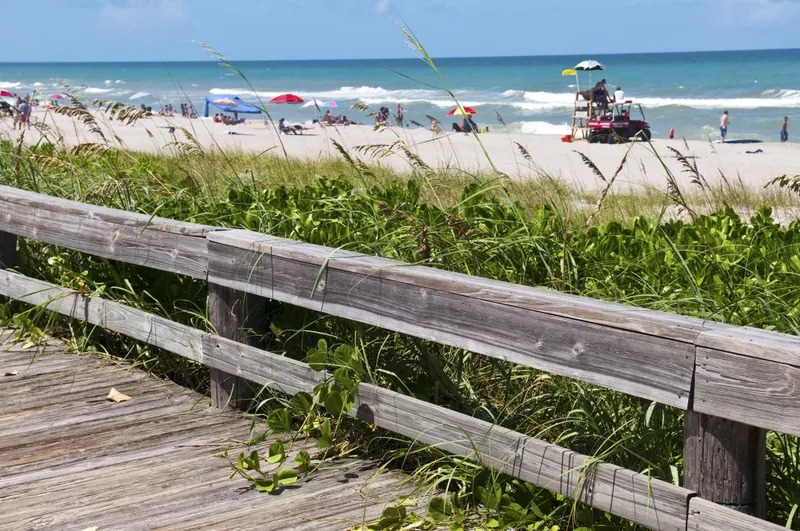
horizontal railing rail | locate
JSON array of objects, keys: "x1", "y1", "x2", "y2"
[{"x1": 0, "y1": 184, "x2": 794, "y2": 531}]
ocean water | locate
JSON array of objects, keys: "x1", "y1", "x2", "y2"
[{"x1": 1, "y1": 49, "x2": 799, "y2": 141}]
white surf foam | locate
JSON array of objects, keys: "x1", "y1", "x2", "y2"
[
  {"x1": 0, "y1": 82, "x2": 22, "y2": 89},
  {"x1": 508, "y1": 121, "x2": 571, "y2": 135},
  {"x1": 129, "y1": 91, "x2": 151, "y2": 100},
  {"x1": 210, "y1": 85, "x2": 444, "y2": 104},
  {"x1": 84, "y1": 87, "x2": 116, "y2": 94}
]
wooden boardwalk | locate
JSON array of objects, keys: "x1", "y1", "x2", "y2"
[{"x1": 0, "y1": 328, "x2": 407, "y2": 531}]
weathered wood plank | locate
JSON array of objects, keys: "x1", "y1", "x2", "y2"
[
  {"x1": 208, "y1": 282, "x2": 266, "y2": 409},
  {"x1": 202, "y1": 334, "x2": 326, "y2": 397},
  {"x1": 0, "y1": 191, "x2": 209, "y2": 278},
  {"x1": 693, "y1": 347, "x2": 800, "y2": 437},
  {"x1": 146, "y1": 469, "x2": 407, "y2": 531},
  {"x1": 0, "y1": 270, "x2": 205, "y2": 364},
  {"x1": 208, "y1": 229, "x2": 710, "y2": 343},
  {"x1": 697, "y1": 325, "x2": 800, "y2": 366},
  {"x1": 208, "y1": 238, "x2": 696, "y2": 408},
  {"x1": 355, "y1": 383, "x2": 693, "y2": 531},
  {"x1": 684, "y1": 411, "x2": 766, "y2": 516},
  {"x1": 0, "y1": 186, "x2": 211, "y2": 235},
  {"x1": 687, "y1": 497, "x2": 785, "y2": 531}
]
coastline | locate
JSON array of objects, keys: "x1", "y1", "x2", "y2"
[{"x1": 5, "y1": 108, "x2": 798, "y2": 194}]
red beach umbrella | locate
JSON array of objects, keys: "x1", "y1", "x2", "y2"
[
  {"x1": 269, "y1": 94, "x2": 304, "y2": 104},
  {"x1": 447, "y1": 106, "x2": 477, "y2": 116},
  {"x1": 49, "y1": 94, "x2": 65, "y2": 99},
  {"x1": 0, "y1": 90, "x2": 15, "y2": 98}
]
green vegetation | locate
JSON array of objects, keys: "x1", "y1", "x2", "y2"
[{"x1": 2, "y1": 139, "x2": 800, "y2": 530}]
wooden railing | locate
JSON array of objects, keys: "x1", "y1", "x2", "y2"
[{"x1": 0, "y1": 184, "x2": 795, "y2": 531}]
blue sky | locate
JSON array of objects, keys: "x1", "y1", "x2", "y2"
[{"x1": 4, "y1": 0, "x2": 800, "y2": 62}]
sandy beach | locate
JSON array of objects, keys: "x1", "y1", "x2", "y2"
[{"x1": 5, "y1": 108, "x2": 798, "y2": 194}]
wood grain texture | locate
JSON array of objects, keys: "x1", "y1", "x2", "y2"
[
  {"x1": 208, "y1": 282, "x2": 266, "y2": 409},
  {"x1": 693, "y1": 347, "x2": 800, "y2": 437},
  {"x1": 207, "y1": 238, "x2": 696, "y2": 408},
  {"x1": 687, "y1": 497, "x2": 785, "y2": 531},
  {"x1": 354, "y1": 383, "x2": 693, "y2": 531},
  {"x1": 201, "y1": 334, "x2": 326, "y2": 397},
  {"x1": 208, "y1": 229, "x2": 711, "y2": 342},
  {"x1": 684, "y1": 411, "x2": 765, "y2": 515},
  {"x1": 697, "y1": 325, "x2": 800, "y2": 366},
  {"x1": 0, "y1": 270, "x2": 204, "y2": 363},
  {"x1": 0, "y1": 188, "x2": 211, "y2": 278},
  {"x1": 0, "y1": 330, "x2": 405, "y2": 531}
]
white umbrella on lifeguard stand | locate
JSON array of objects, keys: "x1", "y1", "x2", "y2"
[{"x1": 571, "y1": 60, "x2": 605, "y2": 91}]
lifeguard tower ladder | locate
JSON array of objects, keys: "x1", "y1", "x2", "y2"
[{"x1": 571, "y1": 92, "x2": 601, "y2": 140}]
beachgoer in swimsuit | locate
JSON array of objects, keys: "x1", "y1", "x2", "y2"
[
  {"x1": 19, "y1": 99, "x2": 30, "y2": 130},
  {"x1": 720, "y1": 110, "x2": 729, "y2": 142},
  {"x1": 396, "y1": 104, "x2": 404, "y2": 127},
  {"x1": 781, "y1": 116, "x2": 789, "y2": 142}
]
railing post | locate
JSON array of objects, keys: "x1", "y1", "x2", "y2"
[
  {"x1": 684, "y1": 410, "x2": 766, "y2": 517},
  {"x1": 208, "y1": 283, "x2": 266, "y2": 410},
  {"x1": 0, "y1": 231, "x2": 16, "y2": 270},
  {"x1": 0, "y1": 231, "x2": 17, "y2": 304}
]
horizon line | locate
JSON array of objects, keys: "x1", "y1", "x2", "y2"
[{"x1": 0, "y1": 47, "x2": 798, "y2": 64}]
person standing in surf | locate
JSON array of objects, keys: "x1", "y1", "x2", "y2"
[
  {"x1": 396, "y1": 104, "x2": 404, "y2": 127},
  {"x1": 720, "y1": 110, "x2": 729, "y2": 143},
  {"x1": 781, "y1": 116, "x2": 789, "y2": 143}
]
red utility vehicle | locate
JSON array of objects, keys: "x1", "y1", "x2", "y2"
[{"x1": 587, "y1": 101, "x2": 651, "y2": 143}]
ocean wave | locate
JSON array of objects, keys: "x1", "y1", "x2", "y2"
[
  {"x1": 209, "y1": 85, "x2": 800, "y2": 113},
  {"x1": 33, "y1": 82, "x2": 45, "y2": 87},
  {"x1": 210, "y1": 85, "x2": 444, "y2": 103},
  {"x1": 0, "y1": 82, "x2": 22, "y2": 89},
  {"x1": 507, "y1": 121, "x2": 571, "y2": 135},
  {"x1": 129, "y1": 91, "x2": 151, "y2": 100},
  {"x1": 84, "y1": 87, "x2": 116, "y2": 94},
  {"x1": 636, "y1": 95, "x2": 800, "y2": 109}
]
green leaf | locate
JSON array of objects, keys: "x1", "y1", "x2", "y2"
[
  {"x1": 294, "y1": 450, "x2": 311, "y2": 473},
  {"x1": 324, "y1": 390, "x2": 345, "y2": 416},
  {"x1": 291, "y1": 392, "x2": 314, "y2": 414},
  {"x1": 267, "y1": 440, "x2": 286, "y2": 464},
  {"x1": 318, "y1": 418, "x2": 332, "y2": 449},
  {"x1": 307, "y1": 347, "x2": 328, "y2": 372},
  {"x1": 644, "y1": 401, "x2": 657, "y2": 428},
  {"x1": 381, "y1": 506, "x2": 407, "y2": 520},
  {"x1": 267, "y1": 408, "x2": 292, "y2": 433},
  {"x1": 253, "y1": 477, "x2": 275, "y2": 493},
  {"x1": 428, "y1": 497, "x2": 451, "y2": 522},
  {"x1": 275, "y1": 468, "x2": 298, "y2": 485},
  {"x1": 334, "y1": 367, "x2": 355, "y2": 392}
]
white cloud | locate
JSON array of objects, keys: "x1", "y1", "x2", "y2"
[
  {"x1": 100, "y1": 0, "x2": 186, "y2": 27},
  {"x1": 375, "y1": 0, "x2": 392, "y2": 13}
]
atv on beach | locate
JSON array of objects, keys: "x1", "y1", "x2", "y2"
[{"x1": 587, "y1": 101, "x2": 652, "y2": 143}]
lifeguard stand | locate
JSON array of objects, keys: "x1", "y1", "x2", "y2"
[{"x1": 571, "y1": 92, "x2": 605, "y2": 140}]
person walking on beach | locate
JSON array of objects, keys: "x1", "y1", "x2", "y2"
[
  {"x1": 781, "y1": 116, "x2": 789, "y2": 142},
  {"x1": 720, "y1": 110, "x2": 729, "y2": 143},
  {"x1": 396, "y1": 104, "x2": 404, "y2": 127},
  {"x1": 18, "y1": 98, "x2": 30, "y2": 131}
]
